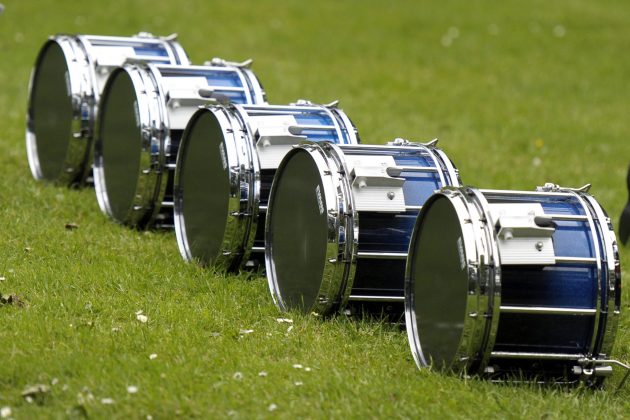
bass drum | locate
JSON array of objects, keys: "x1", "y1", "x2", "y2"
[
  {"x1": 405, "y1": 183, "x2": 624, "y2": 385},
  {"x1": 93, "y1": 61, "x2": 266, "y2": 228},
  {"x1": 26, "y1": 33, "x2": 189, "y2": 186}
]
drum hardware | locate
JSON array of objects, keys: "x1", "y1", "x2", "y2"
[
  {"x1": 536, "y1": 182, "x2": 592, "y2": 193},
  {"x1": 204, "y1": 57, "x2": 253, "y2": 69},
  {"x1": 574, "y1": 358, "x2": 630, "y2": 390}
]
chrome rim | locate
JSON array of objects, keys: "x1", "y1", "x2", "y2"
[{"x1": 26, "y1": 36, "x2": 96, "y2": 185}]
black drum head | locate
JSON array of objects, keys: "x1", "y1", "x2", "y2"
[
  {"x1": 28, "y1": 41, "x2": 74, "y2": 180},
  {"x1": 267, "y1": 149, "x2": 329, "y2": 312},
  {"x1": 407, "y1": 194, "x2": 469, "y2": 370},
  {"x1": 177, "y1": 110, "x2": 230, "y2": 265},
  {"x1": 97, "y1": 69, "x2": 142, "y2": 221}
]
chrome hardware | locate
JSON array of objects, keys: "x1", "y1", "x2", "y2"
[
  {"x1": 350, "y1": 160, "x2": 406, "y2": 212},
  {"x1": 357, "y1": 252, "x2": 407, "y2": 259},
  {"x1": 536, "y1": 182, "x2": 592, "y2": 193},
  {"x1": 197, "y1": 88, "x2": 215, "y2": 98},
  {"x1": 204, "y1": 57, "x2": 254, "y2": 69},
  {"x1": 323, "y1": 100, "x2": 340, "y2": 108},
  {"x1": 386, "y1": 166, "x2": 439, "y2": 177},
  {"x1": 288, "y1": 124, "x2": 336, "y2": 134},
  {"x1": 351, "y1": 166, "x2": 405, "y2": 189},
  {"x1": 348, "y1": 295, "x2": 404, "y2": 302},
  {"x1": 576, "y1": 358, "x2": 630, "y2": 390},
  {"x1": 390, "y1": 137, "x2": 439, "y2": 148},
  {"x1": 499, "y1": 306, "x2": 596, "y2": 315},
  {"x1": 490, "y1": 203, "x2": 556, "y2": 265},
  {"x1": 292, "y1": 99, "x2": 313, "y2": 106}
]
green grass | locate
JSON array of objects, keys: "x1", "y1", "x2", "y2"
[{"x1": 1, "y1": 0, "x2": 630, "y2": 417}]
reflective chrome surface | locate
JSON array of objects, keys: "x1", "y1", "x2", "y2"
[{"x1": 26, "y1": 33, "x2": 189, "y2": 186}]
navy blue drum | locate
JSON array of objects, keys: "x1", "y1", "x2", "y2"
[
  {"x1": 265, "y1": 140, "x2": 461, "y2": 317},
  {"x1": 405, "y1": 183, "x2": 623, "y2": 385}
]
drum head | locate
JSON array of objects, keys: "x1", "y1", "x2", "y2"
[
  {"x1": 177, "y1": 111, "x2": 230, "y2": 265},
  {"x1": 97, "y1": 70, "x2": 142, "y2": 221},
  {"x1": 407, "y1": 195, "x2": 469, "y2": 370},
  {"x1": 267, "y1": 149, "x2": 329, "y2": 312},
  {"x1": 28, "y1": 41, "x2": 74, "y2": 180}
]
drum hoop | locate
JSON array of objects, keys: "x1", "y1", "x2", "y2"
[
  {"x1": 329, "y1": 108, "x2": 360, "y2": 145},
  {"x1": 464, "y1": 188, "x2": 503, "y2": 372},
  {"x1": 265, "y1": 145, "x2": 341, "y2": 313},
  {"x1": 231, "y1": 104, "x2": 262, "y2": 269},
  {"x1": 176, "y1": 105, "x2": 256, "y2": 270},
  {"x1": 264, "y1": 146, "x2": 298, "y2": 311},
  {"x1": 578, "y1": 192, "x2": 618, "y2": 357},
  {"x1": 174, "y1": 107, "x2": 217, "y2": 263},
  {"x1": 319, "y1": 143, "x2": 357, "y2": 314},
  {"x1": 404, "y1": 188, "x2": 488, "y2": 371},
  {"x1": 26, "y1": 35, "x2": 96, "y2": 185},
  {"x1": 239, "y1": 67, "x2": 267, "y2": 105},
  {"x1": 564, "y1": 192, "x2": 604, "y2": 355},
  {"x1": 93, "y1": 64, "x2": 166, "y2": 225},
  {"x1": 141, "y1": 63, "x2": 176, "y2": 227}
]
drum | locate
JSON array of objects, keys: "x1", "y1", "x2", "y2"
[
  {"x1": 93, "y1": 60, "x2": 266, "y2": 228},
  {"x1": 265, "y1": 140, "x2": 460, "y2": 317},
  {"x1": 173, "y1": 101, "x2": 359, "y2": 271},
  {"x1": 26, "y1": 33, "x2": 189, "y2": 186},
  {"x1": 405, "y1": 183, "x2": 623, "y2": 385}
]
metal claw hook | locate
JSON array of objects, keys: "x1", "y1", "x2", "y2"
[
  {"x1": 205, "y1": 57, "x2": 253, "y2": 69},
  {"x1": 536, "y1": 183, "x2": 592, "y2": 193}
]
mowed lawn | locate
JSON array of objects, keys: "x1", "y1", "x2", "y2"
[{"x1": 1, "y1": 0, "x2": 629, "y2": 418}]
